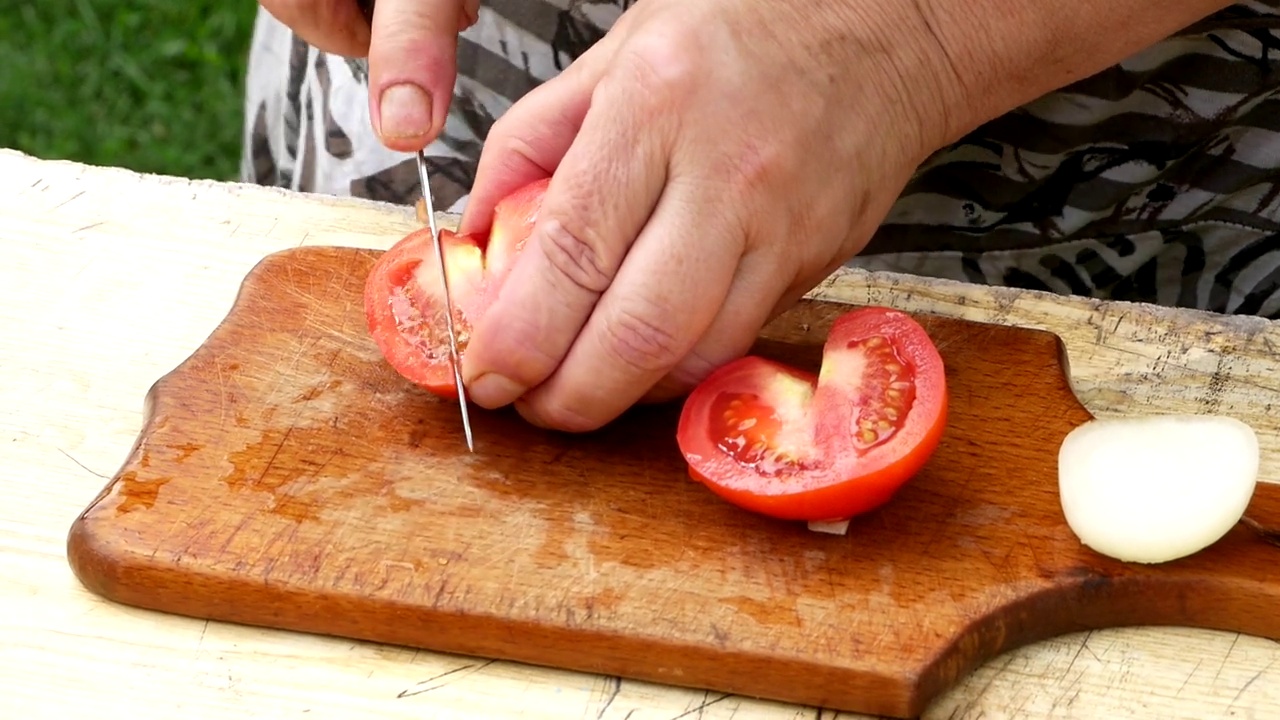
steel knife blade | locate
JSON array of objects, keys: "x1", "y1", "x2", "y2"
[{"x1": 415, "y1": 150, "x2": 475, "y2": 452}]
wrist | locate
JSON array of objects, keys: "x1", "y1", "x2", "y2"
[{"x1": 854, "y1": 0, "x2": 1237, "y2": 160}]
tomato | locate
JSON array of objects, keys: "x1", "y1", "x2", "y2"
[
  {"x1": 363, "y1": 177, "x2": 550, "y2": 396},
  {"x1": 676, "y1": 306, "x2": 948, "y2": 523}
]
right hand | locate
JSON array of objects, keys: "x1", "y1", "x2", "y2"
[{"x1": 257, "y1": 0, "x2": 480, "y2": 152}]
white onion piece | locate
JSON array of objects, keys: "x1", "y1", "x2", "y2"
[
  {"x1": 1058, "y1": 414, "x2": 1259, "y2": 564},
  {"x1": 807, "y1": 519, "x2": 851, "y2": 535}
]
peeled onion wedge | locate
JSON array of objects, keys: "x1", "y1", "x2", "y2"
[{"x1": 1058, "y1": 414, "x2": 1259, "y2": 564}]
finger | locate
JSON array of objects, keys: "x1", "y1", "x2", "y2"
[
  {"x1": 460, "y1": 64, "x2": 676, "y2": 410},
  {"x1": 367, "y1": 0, "x2": 463, "y2": 151},
  {"x1": 460, "y1": 0, "x2": 480, "y2": 30},
  {"x1": 259, "y1": 0, "x2": 371, "y2": 57},
  {"x1": 638, "y1": 250, "x2": 801, "y2": 404},
  {"x1": 642, "y1": 224, "x2": 858, "y2": 405},
  {"x1": 512, "y1": 188, "x2": 748, "y2": 431},
  {"x1": 457, "y1": 35, "x2": 618, "y2": 236}
]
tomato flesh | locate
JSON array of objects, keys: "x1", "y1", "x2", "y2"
[
  {"x1": 482, "y1": 178, "x2": 550, "y2": 278},
  {"x1": 707, "y1": 363, "x2": 825, "y2": 476},
  {"x1": 363, "y1": 178, "x2": 549, "y2": 396},
  {"x1": 842, "y1": 336, "x2": 916, "y2": 449},
  {"x1": 677, "y1": 307, "x2": 948, "y2": 523},
  {"x1": 386, "y1": 245, "x2": 477, "y2": 360}
]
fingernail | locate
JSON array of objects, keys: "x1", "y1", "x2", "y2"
[
  {"x1": 469, "y1": 373, "x2": 526, "y2": 408},
  {"x1": 378, "y1": 83, "x2": 432, "y2": 139}
]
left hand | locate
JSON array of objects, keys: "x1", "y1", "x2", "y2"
[
  {"x1": 456, "y1": 0, "x2": 956, "y2": 432},
  {"x1": 257, "y1": 0, "x2": 480, "y2": 151}
]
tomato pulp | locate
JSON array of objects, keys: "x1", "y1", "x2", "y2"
[
  {"x1": 363, "y1": 178, "x2": 549, "y2": 396},
  {"x1": 676, "y1": 307, "x2": 948, "y2": 522}
]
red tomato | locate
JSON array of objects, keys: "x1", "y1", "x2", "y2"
[
  {"x1": 363, "y1": 178, "x2": 550, "y2": 396},
  {"x1": 676, "y1": 307, "x2": 948, "y2": 523}
]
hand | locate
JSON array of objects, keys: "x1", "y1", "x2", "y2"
[
  {"x1": 257, "y1": 0, "x2": 479, "y2": 151},
  {"x1": 456, "y1": 0, "x2": 954, "y2": 432}
]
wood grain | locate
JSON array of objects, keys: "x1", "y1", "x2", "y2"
[{"x1": 65, "y1": 245, "x2": 1280, "y2": 718}]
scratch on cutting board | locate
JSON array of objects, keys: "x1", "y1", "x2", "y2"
[
  {"x1": 1175, "y1": 659, "x2": 1203, "y2": 697},
  {"x1": 667, "y1": 691, "x2": 732, "y2": 720},
  {"x1": 1228, "y1": 658, "x2": 1276, "y2": 712},
  {"x1": 594, "y1": 675, "x2": 621, "y2": 719},
  {"x1": 58, "y1": 448, "x2": 109, "y2": 479},
  {"x1": 396, "y1": 658, "x2": 496, "y2": 698},
  {"x1": 51, "y1": 189, "x2": 84, "y2": 211},
  {"x1": 1059, "y1": 630, "x2": 1098, "y2": 682},
  {"x1": 1212, "y1": 633, "x2": 1243, "y2": 687}
]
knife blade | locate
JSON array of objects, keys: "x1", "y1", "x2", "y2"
[
  {"x1": 349, "y1": 0, "x2": 473, "y2": 450},
  {"x1": 415, "y1": 150, "x2": 475, "y2": 452}
]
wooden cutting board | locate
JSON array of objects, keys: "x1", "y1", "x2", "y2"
[{"x1": 66, "y1": 246, "x2": 1280, "y2": 718}]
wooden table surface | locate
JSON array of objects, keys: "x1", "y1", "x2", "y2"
[{"x1": 2, "y1": 147, "x2": 1278, "y2": 718}]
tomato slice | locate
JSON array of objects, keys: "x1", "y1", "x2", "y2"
[
  {"x1": 363, "y1": 177, "x2": 550, "y2": 396},
  {"x1": 481, "y1": 177, "x2": 550, "y2": 278},
  {"x1": 676, "y1": 306, "x2": 948, "y2": 523}
]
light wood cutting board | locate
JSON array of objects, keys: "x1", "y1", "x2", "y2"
[{"x1": 66, "y1": 246, "x2": 1280, "y2": 718}]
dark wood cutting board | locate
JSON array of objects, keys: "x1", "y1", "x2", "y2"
[{"x1": 66, "y1": 246, "x2": 1280, "y2": 718}]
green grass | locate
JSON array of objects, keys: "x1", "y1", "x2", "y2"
[{"x1": 0, "y1": 0, "x2": 259, "y2": 180}]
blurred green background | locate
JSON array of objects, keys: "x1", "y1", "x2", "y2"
[{"x1": 1, "y1": 1, "x2": 259, "y2": 180}]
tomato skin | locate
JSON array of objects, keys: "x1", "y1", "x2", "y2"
[
  {"x1": 676, "y1": 306, "x2": 948, "y2": 523},
  {"x1": 363, "y1": 177, "x2": 550, "y2": 396}
]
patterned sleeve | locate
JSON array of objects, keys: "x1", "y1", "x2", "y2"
[{"x1": 857, "y1": 1, "x2": 1280, "y2": 317}]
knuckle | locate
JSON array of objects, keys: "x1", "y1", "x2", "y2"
[
  {"x1": 478, "y1": 316, "x2": 562, "y2": 387},
  {"x1": 729, "y1": 138, "x2": 785, "y2": 197},
  {"x1": 486, "y1": 111, "x2": 522, "y2": 147},
  {"x1": 538, "y1": 218, "x2": 614, "y2": 295},
  {"x1": 664, "y1": 349, "x2": 724, "y2": 389},
  {"x1": 601, "y1": 302, "x2": 685, "y2": 375},
  {"x1": 615, "y1": 31, "x2": 699, "y2": 105},
  {"x1": 483, "y1": 120, "x2": 549, "y2": 179},
  {"x1": 524, "y1": 400, "x2": 602, "y2": 434}
]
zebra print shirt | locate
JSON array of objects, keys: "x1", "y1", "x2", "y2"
[{"x1": 241, "y1": 1, "x2": 1280, "y2": 317}]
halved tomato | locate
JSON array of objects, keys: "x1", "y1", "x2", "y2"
[
  {"x1": 363, "y1": 177, "x2": 550, "y2": 396},
  {"x1": 676, "y1": 307, "x2": 948, "y2": 522}
]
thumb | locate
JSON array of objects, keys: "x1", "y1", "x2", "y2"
[{"x1": 367, "y1": 0, "x2": 463, "y2": 152}]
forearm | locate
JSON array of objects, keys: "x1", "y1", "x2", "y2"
[{"x1": 884, "y1": 0, "x2": 1238, "y2": 154}]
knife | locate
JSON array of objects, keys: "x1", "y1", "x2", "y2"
[
  {"x1": 353, "y1": 0, "x2": 473, "y2": 451},
  {"x1": 415, "y1": 150, "x2": 475, "y2": 452}
]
